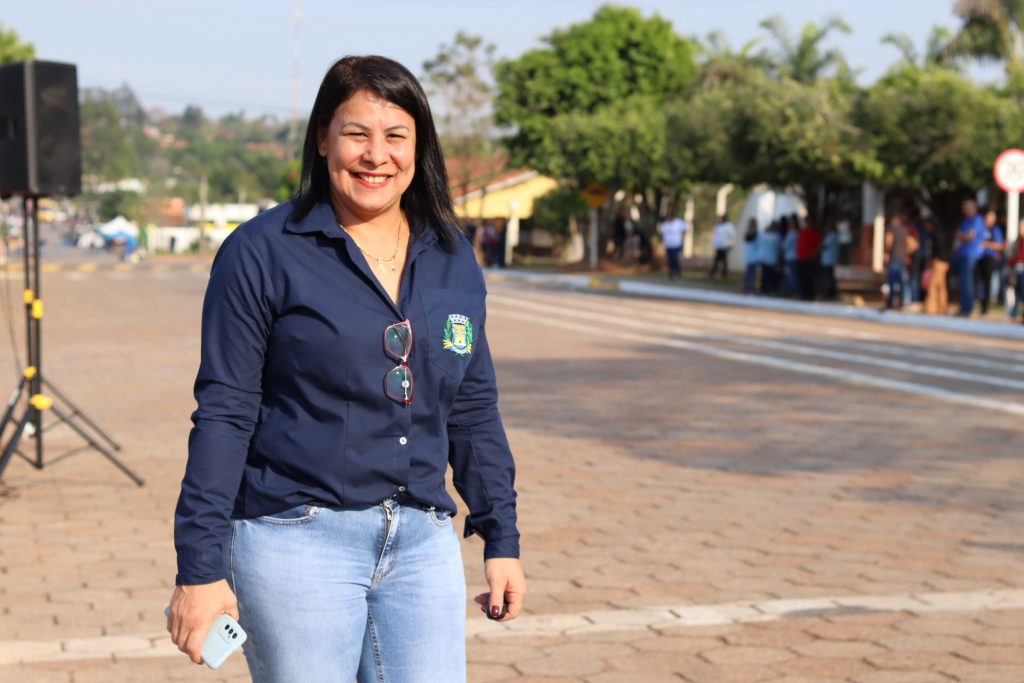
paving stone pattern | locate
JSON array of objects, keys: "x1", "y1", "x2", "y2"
[{"x1": 0, "y1": 263, "x2": 1021, "y2": 681}]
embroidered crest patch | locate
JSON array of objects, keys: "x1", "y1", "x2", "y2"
[{"x1": 442, "y1": 314, "x2": 473, "y2": 356}]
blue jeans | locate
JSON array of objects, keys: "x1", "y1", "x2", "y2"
[
  {"x1": 665, "y1": 247, "x2": 682, "y2": 279},
  {"x1": 886, "y1": 261, "x2": 908, "y2": 309},
  {"x1": 229, "y1": 499, "x2": 466, "y2": 682},
  {"x1": 783, "y1": 261, "x2": 798, "y2": 296},
  {"x1": 743, "y1": 263, "x2": 759, "y2": 294},
  {"x1": 956, "y1": 255, "x2": 978, "y2": 314}
]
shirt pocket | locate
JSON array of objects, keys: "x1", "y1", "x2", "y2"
[{"x1": 419, "y1": 288, "x2": 483, "y2": 382}]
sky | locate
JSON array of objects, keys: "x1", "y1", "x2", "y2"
[{"x1": 3, "y1": 0, "x2": 1003, "y2": 119}]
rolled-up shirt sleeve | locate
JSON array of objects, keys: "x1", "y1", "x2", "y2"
[
  {"x1": 174, "y1": 230, "x2": 273, "y2": 585},
  {"x1": 447, "y1": 296, "x2": 520, "y2": 560}
]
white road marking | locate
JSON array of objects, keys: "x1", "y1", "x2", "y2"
[
  {"x1": 2, "y1": 588, "x2": 1020, "y2": 664},
  {"x1": 552, "y1": 289, "x2": 1024, "y2": 374},
  {"x1": 493, "y1": 293, "x2": 1024, "y2": 393},
  {"x1": 489, "y1": 299, "x2": 1024, "y2": 416},
  {"x1": 470, "y1": 588, "x2": 1024, "y2": 639}
]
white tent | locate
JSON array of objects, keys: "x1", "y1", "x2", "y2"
[{"x1": 97, "y1": 216, "x2": 139, "y2": 238}]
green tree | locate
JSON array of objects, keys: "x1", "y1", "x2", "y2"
[
  {"x1": 97, "y1": 189, "x2": 142, "y2": 222},
  {"x1": 530, "y1": 184, "x2": 591, "y2": 236},
  {"x1": 695, "y1": 31, "x2": 771, "y2": 89},
  {"x1": 494, "y1": 4, "x2": 697, "y2": 171},
  {"x1": 943, "y1": 0, "x2": 1024, "y2": 67},
  {"x1": 882, "y1": 27, "x2": 955, "y2": 70},
  {"x1": 856, "y1": 68, "x2": 1023, "y2": 191},
  {"x1": 667, "y1": 73, "x2": 869, "y2": 190},
  {"x1": 758, "y1": 15, "x2": 853, "y2": 83},
  {"x1": 0, "y1": 22, "x2": 34, "y2": 63},
  {"x1": 422, "y1": 32, "x2": 502, "y2": 203},
  {"x1": 542, "y1": 95, "x2": 669, "y2": 192},
  {"x1": 80, "y1": 99, "x2": 142, "y2": 180}
]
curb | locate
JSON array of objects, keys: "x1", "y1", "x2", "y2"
[{"x1": 487, "y1": 270, "x2": 1024, "y2": 342}]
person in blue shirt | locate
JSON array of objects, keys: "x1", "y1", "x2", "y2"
[
  {"x1": 954, "y1": 199, "x2": 986, "y2": 316},
  {"x1": 166, "y1": 56, "x2": 525, "y2": 682},
  {"x1": 742, "y1": 218, "x2": 760, "y2": 295},
  {"x1": 781, "y1": 216, "x2": 799, "y2": 297},
  {"x1": 758, "y1": 219, "x2": 782, "y2": 294},
  {"x1": 819, "y1": 222, "x2": 840, "y2": 300},
  {"x1": 975, "y1": 208, "x2": 1005, "y2": 315}
]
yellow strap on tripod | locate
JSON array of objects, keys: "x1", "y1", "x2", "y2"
[
  {"x1": 23, "y1": 366, "x2": 37, "y2": 380},
  {"x1": 23, "y1": 289, "x2": 34, "y2": 304},
  {"x1": 32, "y1": 299, "x2": 43, "y2": 319},
  {"x1": 30, "y1": 394, "x2": 53, "y2": 410}
]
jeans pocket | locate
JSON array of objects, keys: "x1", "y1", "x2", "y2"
[
  {"x1": 254, "y1": 504, "x2": 320, "y2": 525},
  {"x1": 427, "y1": 508, "x2": 453, "y2": 527}
]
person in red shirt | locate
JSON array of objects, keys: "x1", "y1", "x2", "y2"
[{"x1": 795, "y1": 221, "x2": 822, "y2": 301}]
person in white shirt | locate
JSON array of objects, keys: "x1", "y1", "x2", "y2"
[
  {"x1": 659, "y1": 211, "x2": 689, "y2": 280},
  {"x1": 708, "y1": 214, "x2": 736, "y2": 279}
]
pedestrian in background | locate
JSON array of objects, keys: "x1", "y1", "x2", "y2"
[
  {"x1": 924, "y1": 216, "x2": 950, "y2": 315},
  {"x1": 819, "y1": 222, "x2": 839, "y2": 300},
  {"x1": 1007, "y1": 230, "x2": 1024, "y2": 323},
  {"x1": 908, "y1": 214, "x2": 927, "y2": 304},
  {"x1": 659, "y1": 210, "x2": 689, "y2": 280},
  {"x1": 795, "y1": 219, "x2": 821, "y2": 300},
  {"x1": 168, "y1": 55, "x2": 525, "y2": 682},
  {"x1": 975, "y1": 208, "x2": 1004, "y2": 315},
  {"x1": 708, "y1": 214, "x2": 736, "y2": 279},
  {"x1": 742, "y1": 218, "x2": 760, "y2": 295},
  {"x1": 954, "y1": 199, "x2": 985, "y2": 317},
  {"x1": 759, "y1": 219, "x2": 782, "y2": 294},
  {"x1": 884, "y1": 214, "x2": 913, "y2": 310},
  {"x1": 781, "y1": 216, "x2": 799, "y2": 297}
]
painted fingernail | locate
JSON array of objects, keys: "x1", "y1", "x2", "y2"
[{"x1": 491, "y1": 606, "x2": 502, "y2": 618}]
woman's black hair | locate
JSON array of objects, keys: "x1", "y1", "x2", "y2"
[{"x1": 293, "y1": 55, "x2": 458, "y2": 250}]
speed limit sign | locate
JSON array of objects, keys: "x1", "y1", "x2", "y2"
[{"x1": 994, "y1": 148, "x2": 1024, "y2": 192}]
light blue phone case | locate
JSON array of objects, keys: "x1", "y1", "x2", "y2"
[{"x1": 165, "y1": 607, "x2": 247, "y2": 669}]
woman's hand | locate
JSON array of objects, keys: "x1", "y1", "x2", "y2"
[
  {"x1": 474, "y1": 557, "x2": 526, "y2": 623},
  {"x1": 166, "y1": 579, "x2": 240, "y2": 664}
]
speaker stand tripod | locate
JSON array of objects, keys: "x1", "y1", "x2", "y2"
[{"x1": 0, "y1": 196, "x2": 144, "y2": 485}]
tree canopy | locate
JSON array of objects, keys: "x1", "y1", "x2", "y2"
[
  {"x1": 0, "y1": 22, "x2": 34, "y2": 64},
  {"x1": 494, "y1": 5, "x2": 697, "y2": 175},
  {"x1": 489, "y1": 2, "x2": 1024, "y2": 226}
]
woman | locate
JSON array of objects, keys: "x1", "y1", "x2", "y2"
[{"x1": 167, "y1": 55, "x2": 526, "y2": 682}]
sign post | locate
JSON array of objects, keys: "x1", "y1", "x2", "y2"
[
  {"x1": 994, "y1": 149, "x2": 1024, "y2": 312},
  {"x1": 994, "y1": 149, "x2": 1024, "y2": 243},
  {"x1": 581, "y1": 182, "x2": 610, "y2": 270}
]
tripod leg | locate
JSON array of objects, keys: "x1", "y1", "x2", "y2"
[
  {"x1": 49, "y1": 405, "x2": 144, "y2": 486},
  {"x1": 41, "y1": 377, "x2": 121, "y2": 451},
  {"x1": 0, "y1": 408, "x2": 34, "y2": 481},
  {"x1": 0, "y1": 377, "x2": 27, "y2": 438}
]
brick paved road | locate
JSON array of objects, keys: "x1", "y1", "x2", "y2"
[{"x1": 0, "y1": 259, "x2": 1021, "y2": 682}]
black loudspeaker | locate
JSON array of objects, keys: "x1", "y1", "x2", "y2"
[{"x1": 0, "y1": 60, "x2": 81, "y2": 197}]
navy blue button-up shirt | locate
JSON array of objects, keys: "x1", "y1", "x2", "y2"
[{"x1": 174, "y1": 199, "x2": 519, "y2": 585}]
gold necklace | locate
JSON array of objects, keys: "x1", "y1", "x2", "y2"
[{"x1": 339, "y1": 214, "x2": 403, "y2": 274}]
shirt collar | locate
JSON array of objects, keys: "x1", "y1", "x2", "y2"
[{"x1": 283, "y1": 198, "x2": 440, "y2": 247}]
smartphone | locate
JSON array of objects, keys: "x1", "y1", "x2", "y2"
[{"x1": 164, "y1": 607, "x2": 247, "y2": 669}]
